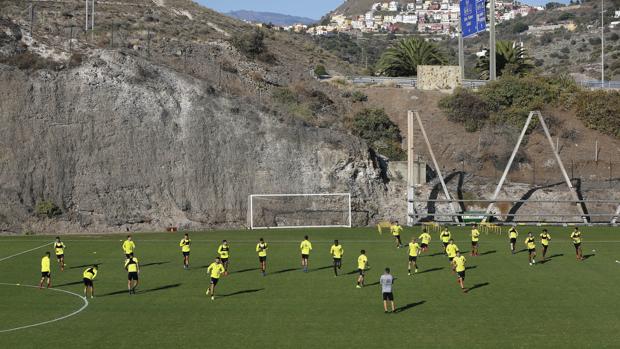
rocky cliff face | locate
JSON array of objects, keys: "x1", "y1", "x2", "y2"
[{"x1": 0, "y1": 51, "x2": 404, "y2": 233}]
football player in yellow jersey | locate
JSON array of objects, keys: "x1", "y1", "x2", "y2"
[
  {"x1": 356, "y1": 250, "x2": 368, "y2": 288},
  {"x1": 300, "y1": 235, "x2": 313, "y2": 272},
  {"x1": 206, "y1": 257, "x2": 226, "y2": 300},
  {"x1": 451, "y1": 251, "x2": 467, "y2": 293},
  {"x1": 440, "y1": 227, "x2": 451, "y2": 253},
  {"x1": 179, "y1": 233, "x2": 191, "y2": 269},
  {"x1": 570, "y1": 227, "x2": 584, "y2": 261},
  {"x1": 256, "y1": 238, "x2": 268, "y2": 276},
  {"x1": 124, "y1": 254, "x2": 140, "y2": 294},
  {"x1": 54, "y1": 236, "x2": 66, "y2": 271},
  {"x1": 39, "y1": 252, "x2": 52, "y2": 289},
  {"x1": 471, "y1": 224, "x2": 480, "y2": 256},
  {"x1": 391, "y1": 221, "x2": 404, "y2": 248},
  {"x1": 122, "y1": 235, "x2": 136, "y2": 258},
  {"x1": 82, "y1": 265, "x2": 98, "y2": 298},
  {"x1": 217, "y1": 240, "x2": 230, "y2": 274},
  {"x1": 445, "y1": 239, "x2": 459, "y2": 267},
  {"x1": 524, "y1": 232, "x2": 536, "y2": 266},
  {"x1": 408, "y1": 238, "x2": 421, "y2": 276},
  {"x1": 508, "y1": 227, "x2": 519, "y2": 254},
  {"x1": 330, "y1": 240, "x2": 344, "y2": 276},
  {"x1": 418, "y1": 229, "x2": 431, "y2": 253},
  {"x1": 540, "y1": 229, "x2": 551, "y2": 260}
]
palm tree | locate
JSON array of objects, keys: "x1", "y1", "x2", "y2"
[
  {"x1": 476, "y1": 40, "x2": 534, "y2": 80},
  {"x1": 376, "y1": 37, "x2": 447, "y2": 77}
]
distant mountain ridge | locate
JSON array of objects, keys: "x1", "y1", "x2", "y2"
[{"x1": 227, "y1": 10, "x2": 317, "y2": 26}]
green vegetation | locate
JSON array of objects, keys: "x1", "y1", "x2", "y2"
[
  {"x1": 376, "y1": 37, "x2": 447, "y2": 77},
  {"x1": 475, "y1": 41, "x2": 534, "y2": 80},
  {"x1": 230, "y1": 28, "x2": 276, "y2": 64},
  {"x1": 352, "y1": 108, "x2": 405, "y2": 160},
  {"x1": 511, "y1": 22, "x2": 529, "y2": 34},
  {"x1": 574, "y1": 90, "x2": 620, "y2": 138},
  {"x1": 0, "y1": 227, "x2": 619, "y2": 348},
  {"x1": 440, "y1": 75, "x2": 579, "y2": 132},
  {"x1": 314, "y1": 65, "x2": 328, "y2": 77},
  {"x1": 35, "y1": 201, "x2": 61, "y2": 218},
  {"x1": 350, "y1": 90, "x2": 368, "y2": 103}
]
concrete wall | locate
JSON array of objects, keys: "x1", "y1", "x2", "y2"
[{"x1": 417, "y1": 65, "x2": 461, "y2": 91}]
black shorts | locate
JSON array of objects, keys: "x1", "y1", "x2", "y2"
[
  {"x1": 259, "y1": 256, "x2": 267, "y2": 262},
  {"x1": 510, "y1": 238, "x2": 516, "y2": 244},
  {"x1": 358, "y1": 268, "x2": 365, "y2": 276},
  {"x1": 421, "y1": 243, "x2": 428, "y2": 249},
  {"x1": 409, "y1": 256, "x2": 417, "y2": 262},
  {"x1": 183, "y1": 251, "x2": 190, "y2": 257},
  {"x1": 83, "y1": 278, "x2": 93, "y2": 286},
  {"x1": 574, "y1": 243, "x2": 581, "y2": 249},
  {"x1": 528, "y1": 248, "x2": 536, "y2": 254},
  {"x1": 472, "y1": 241, "x2": 478, "y2": 246},
  {"x1": 457, "y1": 271, "x2": 465, "y2": 279},
  {"x1": 128, "y1": 272, "x2": 139, "y2": 281},
  {"x1": 56, "y1": 254, "x2": 64, "y2": 259},
  {"x1": 542, "y1": 244, "x2": 548, "y2": 250},
  {"x1": 210, "y1": 277, "x2": 219, "y2": 285},
  {"x1": 125, "y1": 254, "x2": 132, "y2": 258},
  {"x1": 41, "y1": 272, "x2": 50, "y2": 278},
  {"x1": 301, "y1": 254, "x2": 309, "y2": 259},
  {"x1": 382, "y1": 292, "x2": 394, "y2": 301},
  {"x1": 333, "y1": 258, "x2": 342, "y2": 265},
  {"x1": 442, "y1": 242, "x2": 449, "y2": 247},
  {"x1": 220, "y1": 258, "x2": 229, "y2": 263}
]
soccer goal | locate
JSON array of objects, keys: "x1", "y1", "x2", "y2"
[{"x1": 248, "y1": 193, "x2": 352, "y2": 229}]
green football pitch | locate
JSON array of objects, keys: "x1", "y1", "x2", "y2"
[{"x1": 1, "y1": 226, "x2": 619, "y2": 348}]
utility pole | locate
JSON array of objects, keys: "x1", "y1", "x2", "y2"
[
  {"x1": 30, "y1": 2, "x2": 35, "y2": 37},
  {"x1": 601, "y1": 0, "x2": 605, "y2": 87},
  {"x1": 489, "y1": 0, "x2": 496, "y2": 80},
  {"x1": 85, "y1": 0, "x2": 89, "y2": 31},
  {"x1": 457, "y1": 3, "x2": 465, "y2": 81}
]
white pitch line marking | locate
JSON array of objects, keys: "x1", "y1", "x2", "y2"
[
  {"x1": 0, "y1": 283, "x2": 89, "y2": 333},
  {"x1": 0, "y1": 243, "x2": 51, "y2": 262}
]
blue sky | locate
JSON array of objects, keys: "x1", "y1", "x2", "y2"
[{"x1": 198, "y1": 0, "x2": 567, "y2": 19}]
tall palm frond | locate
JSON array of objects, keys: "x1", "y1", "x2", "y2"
[
  {"x1": 476, "y1": 40, "x2": 534, "y2": 80},
  {"x1": 376, "y1": 37, "x2": 447, "y2": 77}
]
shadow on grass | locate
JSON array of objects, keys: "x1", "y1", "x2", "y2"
[
  {"x1": 516, "y1": 249, "x2": 528, "y2": 254},
  {"x1": 231, "y1": 268, "x2": 259, "y2": 274},
  {"x1": 311, "y1": 266, "x2": 332, "y2": 272},
  {"x1": 480, "y1": 250, "x2": 497, "y2": 256},
  {"x1": 427, "y1": 252, "x2": 445, "y2": 257},
  {"x1": 141, "y1": 261, "x2": 170, "y2": 267},
  {"x1": 417, "y1": 267, "x2": 444, "y2": 274},
  {"x1": 55, "y1": 281, "x2": 84, "y2": 287},
  {"x1": 69, "y1": 264, "x2": 103, "y2": 270},
  {"x1": 366, "y1": 281, "x2": 379, "y2": 287},
  {"x1": 139, "y1": 283, "x2": 182, "y2": 294},
  {"x1": 548, "y1": 254, "x2": 564, "y2": 259},
  {"x1": 467, "y1": 282, "x2": 489, "y2": 293},
  {"x1": 466, "y1": 266, "x2": 477, "y2": 270},
  {"x1": 583, "y1": 254, "x2": 595, "y2": 260},
  {"x1": 220, "y1": 288, "x2": 264, "y2": 298},
  {"x1": 395, "y1": 300, "x2": 426, "y2": 313},
  {"x1": 272, "y1": 268, "x2": 298, "y2": 274}
]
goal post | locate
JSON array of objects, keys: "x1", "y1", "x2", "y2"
[{"x1": 248, "y1": 193, "x2": 352, "y2": 229}]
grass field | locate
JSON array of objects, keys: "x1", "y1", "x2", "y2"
[{"x1": 1, "y1": 226, "x2": 620, "y2": 348}]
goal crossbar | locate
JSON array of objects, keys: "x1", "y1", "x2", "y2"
[{"x1": 248, "y1": 193, "x2": 352, "y2": 230}]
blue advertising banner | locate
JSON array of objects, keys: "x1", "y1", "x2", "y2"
[{"x1": 461, "y1": 0, "x2": 487, "y2": 37}]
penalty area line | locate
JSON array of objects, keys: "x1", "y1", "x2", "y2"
[
  {"x1": 0, "y1": 242, "x2": 52, "y2": 263},
  {"x1": 0, "y1": 283, "x2": 89, "y2": 333}
]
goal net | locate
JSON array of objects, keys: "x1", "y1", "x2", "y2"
[{"x1": 248, "y1": 193, "x2": 352, "y2": 229}]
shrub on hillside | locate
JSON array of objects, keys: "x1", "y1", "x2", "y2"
[
  {"x1": 351, "y1": 90, "x2": 368, "y2": 102},
  {"x1": 574, "y1": 90, "x2": 620, "y2": 139},
  {"x1": 36, "y1": 201, "x2": 61, "y2": 218},
  {"x1": 512, "y1": 22, "x2": 529, "y2": 34},
  {"x1": 314, "y1": 65, "x2": 328, "y2": 77},
  {"x1": 352, "y1": 108, "x2": 405, "y2": 160},
  {"x1": 438, "y1": 88, "x2": 490, "y2": 132},
  {"x1": 231, "y1": 28, "x2": 275, "y2": 64}
]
